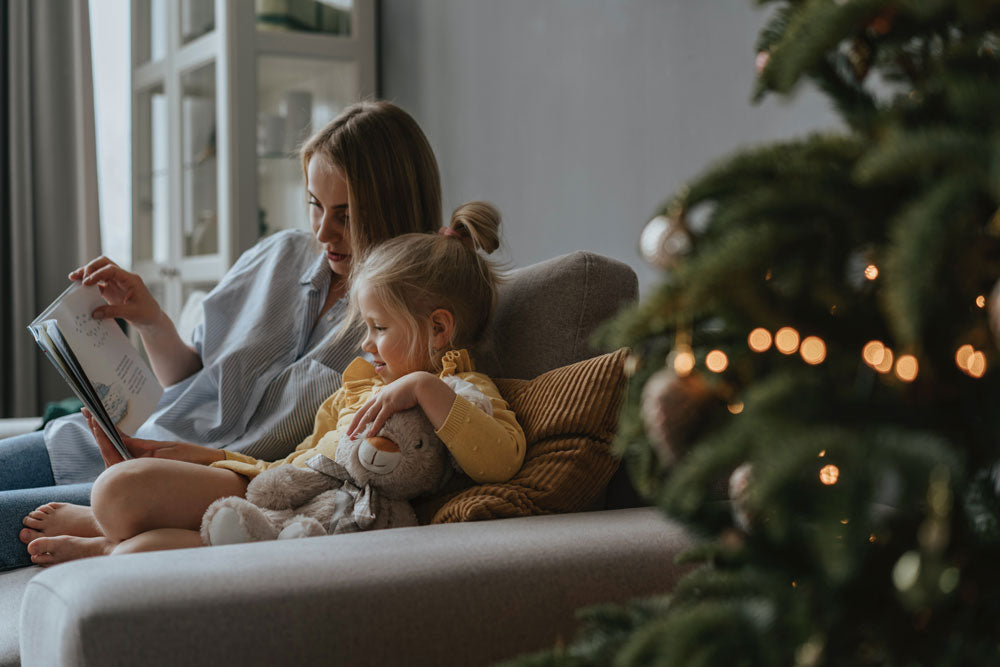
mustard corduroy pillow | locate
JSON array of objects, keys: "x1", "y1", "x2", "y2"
[{"x1": 428, "y1": 347, "x2": 630, "y2": 523}]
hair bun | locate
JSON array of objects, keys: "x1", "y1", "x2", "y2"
[{"x1": 448, "y1": 201, "x2": 501, "y2": 254}]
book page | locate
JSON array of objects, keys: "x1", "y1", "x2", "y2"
[{"x1": 30, "y1": 283, "x2": 163, "y2": 435}]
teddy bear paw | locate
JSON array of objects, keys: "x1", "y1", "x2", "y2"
[
  {"x1": 277, "y1": 516, "x2": 327, "y2": 540},
  {"x1": 207, "y1": 506, "x2": 253, "y2": 545}
]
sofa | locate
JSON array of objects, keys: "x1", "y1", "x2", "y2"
[{"x1": 0, "y1": 251, "x2": 693, "y2": 667}]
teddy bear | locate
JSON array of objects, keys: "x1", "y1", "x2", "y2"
[{"x1": 201, "y1": 407, "x2": 453, "y2": 545}]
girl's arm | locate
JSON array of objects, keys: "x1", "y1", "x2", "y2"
[
  {"x1": 71, "y1": 257, "x2": 202, "y2": 386},
  {"x1": 347, "y1": 372, "x2": 526, "y2": 483}
]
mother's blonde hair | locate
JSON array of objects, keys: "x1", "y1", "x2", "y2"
[
  {"x1": 301, "y1": 100, "x2": 441, "y2": 256},
  {"x1": 348, "y1": 202, "x2": 503, "y2": 371}
]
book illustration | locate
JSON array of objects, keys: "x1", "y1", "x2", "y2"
[{"x1": 94, "y1": 382, "x2": 129, "y2": 426}]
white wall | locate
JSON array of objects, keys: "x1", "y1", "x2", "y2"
[{"x1": 380, "y1": 0, "x2": 839, "y2": 294}]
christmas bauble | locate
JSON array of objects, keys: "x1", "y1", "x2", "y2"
[
  {"x1": 639, "y1": 215, "x2": 691, "y2": 270},
  {"x1": 728, "y1": 462, "x2": 754, "y2": 531},
  {"x1": 640, "y1": 368, "x2": 715, "y2": 466}
]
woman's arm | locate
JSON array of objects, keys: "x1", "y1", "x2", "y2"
[
  {"x1": 82, "y1": 408, "x2": 225, "y2": 467},
  {"x1": 71, "y1": 257, "x2": 203, "y2": 386}
]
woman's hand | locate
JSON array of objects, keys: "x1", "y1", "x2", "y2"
[
  {"x1": 70, "y1": 256, "x2": 203, "y2": 386},
  {"x1": 82, "y1": 408, "x2": 225, "y2": 468},
  {"x1": 70, "y1": 256, "x2": 164, "y2": 329},
  {"x1": 347, "y1": 372, "x2": 457, "y2": 438}
]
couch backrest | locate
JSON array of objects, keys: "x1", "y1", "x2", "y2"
[{"x1": 472, "y1": 251, "x2": 639, "y2": 380}]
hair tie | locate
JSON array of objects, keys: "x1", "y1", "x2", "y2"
[{"x1": 438, "y1": 227, "x2": 462, "y2": 239}]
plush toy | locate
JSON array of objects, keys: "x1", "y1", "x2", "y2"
[{"x1": 201, "y1": 408, "x2": 452, "y2": 545}]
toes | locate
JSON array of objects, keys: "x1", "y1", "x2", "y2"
[
  {"x1": 19, "y1": 528, "x2": 41, "y2": 545},
  {"x1": 26, "y1": 537, "x2": 52, "y2": 556},
  {"x1": 30, "y1": 552, "x2": 57, "y2": 566}
]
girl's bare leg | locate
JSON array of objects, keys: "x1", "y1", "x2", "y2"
[
  {"x1": 26, "y1": 458, "x2": 247, "y2": 565},
  {"x1": 111, "y1": 528, "x2": 204, "y2": 555}
]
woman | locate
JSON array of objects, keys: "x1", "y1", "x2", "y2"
[{"x1": 0, "y1": 100, "x2": 442, "y2": 570}]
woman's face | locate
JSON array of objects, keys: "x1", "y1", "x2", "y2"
[{"x1": 307, "y1": 156, "x2": 352, "y2": 277}]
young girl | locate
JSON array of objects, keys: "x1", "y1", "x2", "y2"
[
  {"x1": 8, "y1": 100, "x2": 444, "y2": 570},
  {"x1": 28, "y1": 203, "x2": 525, "y2": 562}
]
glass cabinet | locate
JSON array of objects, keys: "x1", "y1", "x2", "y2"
[{"x1": 130, "y1": 0, "x2": 374, "y2": 323}]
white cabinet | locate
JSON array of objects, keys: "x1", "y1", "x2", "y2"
[{"x1": 130, "y1": 0, "x2": 375, "y2": 321}]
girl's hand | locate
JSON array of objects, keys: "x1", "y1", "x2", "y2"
[
  {"x1": 82, "y1": 408, "x2": 224, "y2": 467},
  {"x1": 347, "y1": 372, "x2": 431, "y2": 438},
  {"x1": 69, "y1": 256, "x2": 164, "y2": 329}
]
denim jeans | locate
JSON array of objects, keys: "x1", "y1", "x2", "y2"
[{"x1": 0, "y1": 432, "x2": 93, "y2": 571}]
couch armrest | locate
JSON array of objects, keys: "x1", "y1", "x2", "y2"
[
  {"x1": 0, "y1": 418, "x2": 42, "y2": 440},
  {"x1": 21, "y1": 508, "x2": 690, "y2": 667}
]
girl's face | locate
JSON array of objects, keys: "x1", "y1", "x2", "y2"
[
  {"x1": 307, "y1": 156, "x2": 352, "y2": 277},
  {"x1": 358, "y1": 285, "x2": 429, "y2": 382}
]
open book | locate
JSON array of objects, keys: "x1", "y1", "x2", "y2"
[{"x1": 28, "y1": 283, "x2": 164, "y2": 460}]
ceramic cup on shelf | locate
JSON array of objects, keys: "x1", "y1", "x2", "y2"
[
  {"x1": 281, "y1": 90, "x2": 313, "y2": 153},
  {"x1": 257, "y1": 113, "x2": 286, "y2": 157}
]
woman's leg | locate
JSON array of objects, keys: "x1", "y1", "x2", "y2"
[
  {"x1": 0, "y1": 431, "x2": 54, "y2": 490},
  {"x1": 27, "y1": 458, "x2": 248, "y2": 564},
  {"x1": 0, "y1": 483, "x2": 92, "y2": 571}
]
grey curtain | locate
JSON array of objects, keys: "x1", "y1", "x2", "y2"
[{"x1": 1, "y1": 0, "x2": 101, "y2": 417}]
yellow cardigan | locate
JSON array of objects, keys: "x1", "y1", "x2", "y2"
[{"x1": 211, "y1": 349, "x2": 525, "y2": 483}]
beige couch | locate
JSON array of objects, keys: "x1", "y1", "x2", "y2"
[{"x1": 2, "y1": 251, "x2": 692, "y2": 667}]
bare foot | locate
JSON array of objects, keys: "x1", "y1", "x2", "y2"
[
  {"x1": 20, "y1": 503, "x2": 102, "y2": 544},
  {"x1": 26, "y1": 535, "x2": 112, "y2": 566}
]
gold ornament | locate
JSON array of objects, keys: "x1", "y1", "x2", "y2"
[
  {"x1": 639, "y1": 214, "x2": 691, "y2": 270},
  {"x1": 640, "y1": 368, "x2": 716, "y2": 467}
]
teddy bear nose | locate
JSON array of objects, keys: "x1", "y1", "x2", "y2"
[{"x1": 366, "y1": 436, "x2": 399, "y2": 453}]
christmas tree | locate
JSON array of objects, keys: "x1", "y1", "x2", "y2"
[{"x1": 511, "y1": 1, "x2": 1000, "y2": 665}]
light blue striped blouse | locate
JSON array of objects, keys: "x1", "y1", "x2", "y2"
[{"x1": 44, "y1": 230, "x2": 360, "y2": 485}]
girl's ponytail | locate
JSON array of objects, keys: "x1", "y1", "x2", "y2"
[{"x1": 444, "y1": 201, "x2": 501, "y2": 255}]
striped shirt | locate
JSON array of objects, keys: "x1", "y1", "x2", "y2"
[{"x1": 44, "y1": 230, "x2": 360, "y2": 485}]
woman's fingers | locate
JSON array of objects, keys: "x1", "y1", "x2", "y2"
[
  {"x1": 68, "y1": 256, "x2": 114, "y2": 282},
  {"x1": 82, "y1": 408, "x2": 126, "y2": 467}
]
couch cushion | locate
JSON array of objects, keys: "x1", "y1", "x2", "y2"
[
  {"x1": 472, "y1": 251, "x2": 638, "y2": 379},
  {"x1": 429, "y1": 347, "x2": 629, "y2": 522}
]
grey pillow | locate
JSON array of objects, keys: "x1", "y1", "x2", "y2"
[{"x1": 473, "y1": 251, "x2": 638, "y2": 379}]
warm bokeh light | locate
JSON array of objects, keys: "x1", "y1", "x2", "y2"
[
  {"x1": 799, "y1": 336, "x2": 827, "y2": 365},
  {"x1": 673, "y1": 350, "x2": 695, "y2": 377},
  {"x1": 775, "y1": 327, "x2": 800, "y2": 355},
  {"x1": 819, "y1": 464, "x2": 840, "y2": 485},
  {"x1": 862, "y1": 340, "x2": 886, "y2": 367},
  {"x1": 874, "y1": 347, "x2": 894, "y2": 374},
  {"x1": 894, "y1": 354, "x2": 919, "y2": 382},
  {"x1": 967, "y1": 351, "x2": 987, "y2": 378},
  {"x1": 976, "y1": 294, "x2": 986, "y2": 308},
  {"x1": 818, "y1": 450, "x2": 826, "y2": 458},
  {"x1": 956, "y1": 344, "x2": 974, "y2": 370},
  {"x1": 705, "y1": 350, "x2": 729, "y2": 373},
  {"x1": 727, "y1": 401, "x2": 744, "y2": 415},
  {"x1": 748, "y1": 327, "x2": 772, "y2": 352},
  {"x1": 864, "y1": 264, "x2": 879, "y2": 280}
]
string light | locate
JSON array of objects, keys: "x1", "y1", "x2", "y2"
[
  {"x1": 874, "y1": 347, "x2": 894, "y2": 374},
  {"x1": 976, "y1": 295, "x2": 986, "y2": 308},
  {"x1": 775, "y1": 327, "x2": 800, "y2": 354},
  {"x1": 819, "y1": 464, "x2": 840, "y2": 485},
  {"x1": 748, "y1": 328, "x2": 772, "y2": 352},
  {"x1": 705, "y1": 350, "x2": 729, "y2": 373},
  {"x1": 799, "y1": 336, "x2": 827, "y2": 365},
  {"x1": 967, "y1": 351, "x2": 987, "y2": 378},
  {"x1": 818, "y1": 450, "x2": 826, "y2": 458},
  {"x1": 864, "y1": 264, "x2": 879, "y2": 280},
  {"x1": 894, "y1": 354, "x2": 919, "y2": 382},
  {"x1": 955, "y1": 344, "x2": 974, "y2": 370},
  {"x1": 673, "y1": 350, "x2": 695, "y2": 377},
  {"x1": 727, "y1": 401, "x2": 744, "y2": 415},
  {"x1": 862, "y1": 340, "x2": 886, "y2": 367}
]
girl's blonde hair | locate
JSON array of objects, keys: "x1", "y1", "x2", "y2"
[
  {"x1": 301, "y1": 100, "x2": 441, "y2": 255},
  {"x1": 349, "y1": 201, "x2": 503, "y2": 371}
]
